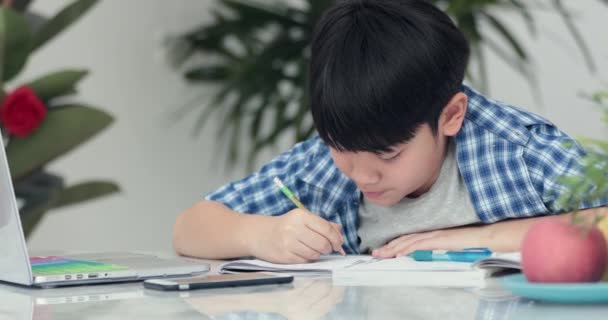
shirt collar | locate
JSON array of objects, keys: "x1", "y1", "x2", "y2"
[
  {"x1": 461, "y1": 84, "x2": 531, "y2": 145},
  {"x1": 298, "y1": 137, "x2": 359, "y2": 197}
]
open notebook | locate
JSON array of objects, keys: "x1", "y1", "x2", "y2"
[{"x1": 219, "y1": 253, "x2": 521, "y2": 287}]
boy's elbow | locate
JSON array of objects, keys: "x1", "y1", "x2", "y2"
[
  {"x1": 172, "y1": 200, "x2": 221, "y2": 257},
  {"x1": 172, "y1": 209, "x2": 189, "y2": 256},
  {"x1": 172, "y1": 200, "x2": 239, "y2": 259},
  {"x1": 172, "y1": 202, "x2": 205, "y2": 256}
]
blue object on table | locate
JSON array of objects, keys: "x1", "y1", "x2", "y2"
[
  {"x1": 408, "y1": 247, "x2": 492, "y2": 262},
  {"x1": 499, "y1": 273, "x2": 608, "y2": 304}
]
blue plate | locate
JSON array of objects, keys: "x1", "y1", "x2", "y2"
[{"x1": 499, "y1": 274, "x2": 608, "y2": 304}]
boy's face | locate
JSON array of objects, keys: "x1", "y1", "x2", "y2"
[
  {"x1": 329, "y1": 124, "x2": 447, "y2": 206},
  {"x1": 328, "y1": 93, "x2": 468, "y2": 207}
]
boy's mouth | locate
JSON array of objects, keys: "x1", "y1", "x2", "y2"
[{"x1": 362, "y1": 191, "x2": 384, "y2": 199}]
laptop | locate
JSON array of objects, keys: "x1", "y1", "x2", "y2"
[{"x1": 0, "y1": 138, "x2": 209, "y2": 288}]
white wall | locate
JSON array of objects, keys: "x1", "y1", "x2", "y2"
[
  {"x1": 20, "y1": 0, "x2": 608, "y2": 254},
  {"x1": 482, "y1": 1, "x2": 608, "y2": 140},
  {"x1": 22, "y1": 0, "x2": 247, "y2": 254}
]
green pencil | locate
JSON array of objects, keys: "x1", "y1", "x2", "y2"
[
  {"x1": 273, "y1": 177, "x2": 305, "y2": 209},
  {"x1": 273, "y1": 177, "x2": 346, "y2": 256}
]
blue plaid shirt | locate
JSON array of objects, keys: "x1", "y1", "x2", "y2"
[{"x1": 206, "y1": 85, "x2": 608, "y2": 254}]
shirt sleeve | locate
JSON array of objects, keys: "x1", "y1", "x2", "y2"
[
  {"x1": 204, "y1": 137, "x2": 319, "y2": 216},
  {"x1": 525, "y1": 124, "x2": 608, "y2": 213}
]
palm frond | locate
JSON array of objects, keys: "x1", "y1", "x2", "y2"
[
  {"x1": 170, "y1": 0, "x2": 605, "y2": 167},
  {"x1": 551, "y1": 0, "x2": 596, "y2": 72}
]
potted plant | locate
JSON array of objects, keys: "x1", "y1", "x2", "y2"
[
  {"x1": 0, "y1": 0, "x2": 119, "y2": 236},
  {"x1": 168, "y1": 0, "x2": 606, "y2": 167}
]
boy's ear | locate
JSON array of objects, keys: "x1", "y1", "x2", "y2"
[{"x1": 439, "y1": 92, "x2": 467, "y2": 136}]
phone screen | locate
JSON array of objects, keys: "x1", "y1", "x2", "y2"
[
  {"x1": 173, "y1": 273, "x2": 277, "y2": 284},
  {"x1": 144, "y1": 272, "x2": 294, "y2": 291}
]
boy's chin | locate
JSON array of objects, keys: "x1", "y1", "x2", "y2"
[{"x1": 364, "y1": 195, "x2": 401, "y2": 207}]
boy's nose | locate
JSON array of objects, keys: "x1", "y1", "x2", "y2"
[{"x1": 350, "y1": 166, "x2": 381, "y2": 186}]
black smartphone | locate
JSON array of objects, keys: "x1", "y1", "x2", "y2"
[{"x1": 143, "y1": 272, "x2": 294, "y2": 291}]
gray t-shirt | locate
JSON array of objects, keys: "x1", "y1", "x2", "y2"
[{"x1": 358, "y1": 141, "x2": 480, "y2": 253}]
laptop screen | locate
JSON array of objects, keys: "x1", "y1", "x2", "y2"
[{"x1": 0, "y1": 138, "x2": 34, "y2": 285}]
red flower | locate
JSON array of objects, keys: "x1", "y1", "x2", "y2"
[{"x1": 0, "y1": 86, "x2": 47, "y2": 137}]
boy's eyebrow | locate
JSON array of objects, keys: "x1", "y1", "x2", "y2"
[{"x1": 373, "y1": 146, "x2": 402, "y2": 155}]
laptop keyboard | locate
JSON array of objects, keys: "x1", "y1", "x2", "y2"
[{"x1": 31, "y1": 256, "x2": 128, "y2": 275}]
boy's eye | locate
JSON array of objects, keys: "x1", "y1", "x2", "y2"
[{"x1": 379, "y1": 152, "x2": 401, "y2": 161}]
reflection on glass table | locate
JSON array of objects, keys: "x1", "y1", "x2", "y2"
[
  {"x1": 1, "y1": 272, "x2": 608, "y2": 320},
  {"x1": 184, "y1": 279, "x2": 344, "y2": 320}
]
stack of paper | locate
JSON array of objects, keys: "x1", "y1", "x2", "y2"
[
  {"x1": 472, "y1": 252, "x2": 521, "y2": 270},
  {"x1": 472, "y1": 252, "x2": 521, "y2": 276},
  {"x1": 219, "y1": 253, "x2": 521, "y2": 287},
  {"x1": 219, "y1": 255, "x2": 376, "y2": 276},
  {"x1": 333, "y1": 256, "x2": 483, "y2": 287}
]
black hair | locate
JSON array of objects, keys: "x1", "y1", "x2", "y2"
[{"x1": 310, "y1": 0, "x2": 470, "y2": 153}]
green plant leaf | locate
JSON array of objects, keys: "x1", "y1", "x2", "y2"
[
  {"x1": 30, "y1": 0, "x2": 98, "y2": 52},
  {"x1": 578, "y1": 137, "x2": 608, "y2": 153},
  {"x1": 222, "y1": 0, "x2": 303, "y2": 27},
  {"x1": 558, "y1": 88, "x2": 608, "y2": 213},
  {"x1": 0, "y1": 7, "x2": 32, "y2": 82},
  {"x1": 185, "y1": 65, "x2": 230, "y2": 81},
  {"x1": 507, "y1": 0, "x2": 537, "y2": 36},
  {"x1": 591, "y1": 91, "x2": 608, "y2": 101},
  {"x1": 0, "y1": 9, "x2": 4, "y2": 82},
  {"x1": 552, "y1": 0, "x2": 595, "y2": 72},
  {"x1": 481, "y1": 12, "x2": 527, "y2": 60},
  {"x1": 16, "y1": 177, "x2": 119, "y2": 236},
  {"x1": 13, "y1": 0, "x2": 34, "y2": 12},
  {"x1": 27, "y1": 69, "x2": 88, "y2": 101},
  {"x1": 6, "y1": 105, "x2": 113, "y2": 180},
  {"x1": 52, "y1": 180, "x2": 119, "y2": 209},
  {"x1": 15, "y1": 171, "x2": 64, "y2": 237},
  {"x1": 19, "y1": 194, "x2": 59, "y2": 237},
  {"x1": 171, "y1": 0, "x2": 606, "y2": 167}
]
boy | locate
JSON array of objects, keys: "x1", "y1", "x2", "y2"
[{"x1": 173, "y1": 0, "x2": 608, "y2": 263}]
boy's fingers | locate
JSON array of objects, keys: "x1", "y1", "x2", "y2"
[
  {"x1": 396, "y1": 239, "x2": 434, "y2": 257},
  {"x1": 304, "y1": 216, "x2": 344, "y2": 254},
  {"x1": 397, "y1": 233, "x2": 455, "y2": 256},
  {"x1": 374, "y1": 234, "x2": 450, "y2": 258},
  {"x1": 372, "y1": 245, "x2": 397, "y2": 258},
  {"x1": 385, "y1": 231, "x2": 438, "y2": 252},
  {"x1": 374, "y1": 238, "x2": 411, "y2": 258},
  {"x1": 330, "y1": 223, "x2": 344, "y2": 240},
  {"x1": 286, "y1": 252, "x2": 312, "y2": 264},
  {"x1": 293, "y1": 240, "x2": 323, "y2": 261},
  {"x1": 330, "y1": 222, "x2": 347, "y2": 255},
  {"x1": 297, "y1": 228, "x2": 333, "y2": 255}
]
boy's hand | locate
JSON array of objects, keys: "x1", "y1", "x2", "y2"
[
  {"x1": 371, "y1": 211, "x2": 605, "y2": 258},
  {"x1": 250, "y1": 208, "x2": 346, "y2": 264},
  {"x1": 371, "y1": 225, "x2": 488, "y2": 258}
]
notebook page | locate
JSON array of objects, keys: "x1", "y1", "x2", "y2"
[
  {"x1": 342, "y1": 256, "x2": 474, "y2": 271},
  {"x1": 219, "y1": 255, "x2": 375, "y2": 273},
  {"x1": 333, "y1": 257, "x2": 485, "y2": 287},
  {"x1": 472, "y1": 252, "x2": 521, "y2": 271}
]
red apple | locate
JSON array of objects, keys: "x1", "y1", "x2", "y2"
[
  {"x1": 598, "y1": 215, "x2": 608, "y2": 281},
  {"x1": 521, "y1": 219, "x2": 607, "y2": 283}
]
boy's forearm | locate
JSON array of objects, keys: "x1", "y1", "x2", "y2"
[
  {"x1": 484, "y1": 206, "x2": 608, "y2": 252},
  {"x1": 375, "y1": 206, "x2": 608, "y2": 257},
  {"x1": 172, "y1": 200, "x2": 271, "y2": 259}
]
